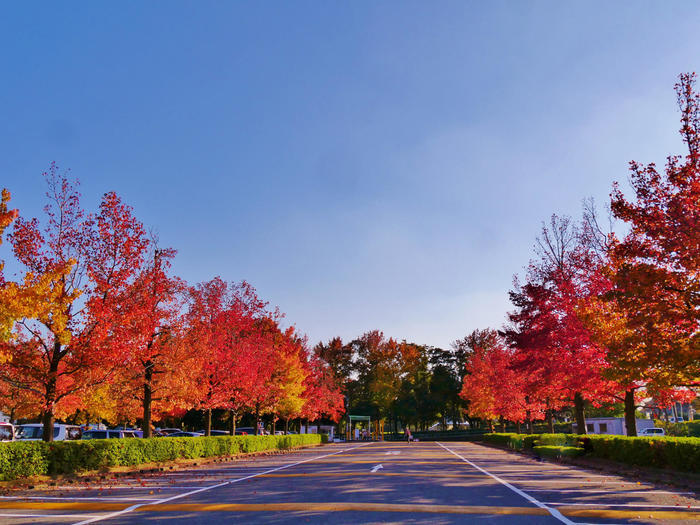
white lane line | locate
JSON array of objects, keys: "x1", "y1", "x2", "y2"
[
  {"x1": 437, "y1": 442, "x2": 575, "y2": 525},
  {"x1": 370, "y1": 464, "x2": 384, "y2": 473},
  {"x1": 72, "y1": 443, "x2": 372, "y2": 525},
  {"x1": 545, "y1": 502, "x2": 700, "y2": 509}
]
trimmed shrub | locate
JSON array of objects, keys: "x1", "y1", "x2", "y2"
[
  {"x1": 536, "y1": 434, "x2": 580, "y2": 447},
  {"x1": 662, "y1": 421, "x2": 700, "y2": 437},
  {"x1": 0, "y1": 441, "x2": 50, "y2": 481},
  {"x1": 481, "y1": 433, "x2": 542, "y2": 451},
  {"x1": 533, "y1": 445, "x2": 585, "y2": 458},
  {"x1": 0, "y1": 434, "x2": 323, "y2": 481},
  {"x1": 479, "y1": 432, "x2": 699, "y2": 472},
  {"x1": 580, "y1": 435, "x2": 700, "y2": 473}
]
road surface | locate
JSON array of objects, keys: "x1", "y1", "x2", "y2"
[{"x1": 0, "y1": 440, "x2": 697, "y2": 524}]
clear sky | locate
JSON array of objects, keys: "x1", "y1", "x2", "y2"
[{"x1": 1, "y1": 2, "x2": 699, "y2": 349}]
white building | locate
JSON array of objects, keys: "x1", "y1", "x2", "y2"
[{"x1": 572, "y1": 417, "x2": 654, "y2": 436}]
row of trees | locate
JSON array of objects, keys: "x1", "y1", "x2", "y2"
[
  {"x1": 314, "y1": 332, "x2": 469, "y2": 433},
  {"x1": 459, "y1": 73, "x2": 700, "y2": 435},
  {"x1": 0, "y1": 169, "x2": 344, "y2": 440}
]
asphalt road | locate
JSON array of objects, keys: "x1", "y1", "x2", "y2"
[{"x1": 0, "y1": 440, "x2": 698, "y2": 524}]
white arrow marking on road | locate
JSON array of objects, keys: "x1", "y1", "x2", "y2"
[
  {"x1": 370, "y1": 464, "x2": 384, "y2": 473},
  {"x1": 384, "y1": 450, "x2": 400, "y2": 455}
]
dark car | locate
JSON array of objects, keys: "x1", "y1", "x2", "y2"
[
  {"x1": 157, "y1": 428, "x2": 182, "y2": 436},
  {"x1": 168, "y1": 431, "x2": 204, "y2": 437},
  {"x1": 196, "y1": 430, "x2": 230, "y2": 436},
  {"x1": 234, "y1": 427, "x2": 255, "y2": 436}
]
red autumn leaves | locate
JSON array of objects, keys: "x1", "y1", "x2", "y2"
[
  {"x1": 0, "y1": 165, "x2": 344, "y2": 440},
  {"x1": 459, "y1": 73, "x2": 699, "y2": 434}
]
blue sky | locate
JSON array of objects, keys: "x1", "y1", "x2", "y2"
[{"x1": 1, "y1": 2, "x2": 699, "y2": 349}]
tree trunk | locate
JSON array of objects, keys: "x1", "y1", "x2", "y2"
[
  {"x1": 229, "y1": 409, "x2": 237, "y2": 435},
  {"x1": 525, "y1": 396, "x2": 532, "y2": 434},
  {"x1": 624, "y1": 388, "x2": 637, "y2": 436},
  {"x1": 142, "y1": 360, "x2": 153, "y2": 439},
  {"x1": 515, "y1": 421, "x2": 522, "y2": 434},
  {"x1": 499, "y1": 416, "x2": 505, "y2": 433},
  {"x1": 487, "y1": 419, "x2": 494, "y2": 433},
  {"x1": 574, "y1": 392, "x2": 586, "y2": 435},
  {"x1": 285, "y1": 418, "x2": 289, "y2": 434},
  {"x1": 272, "y1": 414, "x2": 276, "y2": 435},
  {"x1": 205, "y1": 408, "x2": 212, "y2": 436},
  {"x1": 255, "y1": 404, "x2": 260, "y2": 435},
  {"x1": 547, "y1": 409, "x2": 554, "y2": 434},
  {"x1": 42, "y1": 342, "x2": 62, "y2": 442}
]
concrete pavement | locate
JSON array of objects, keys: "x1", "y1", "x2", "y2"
[{"x1": 0, "y1": 440, "x2": 697, "y2": 524}]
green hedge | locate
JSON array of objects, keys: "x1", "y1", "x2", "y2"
[
  {"x1": 660, "y1": 420, "x2": 700, "y2": 437},
  {"x1": 580, "y1": 435, "x2": 700, "y2": 473},
  {"x1": 479, "y1": 432, "x2": 700, "y2": 472},
  {"x1": 533, "y1": 445, "x2": 585, "y2": 458},
  {"x1": 0, "y1": 434, "x2": 324, "y2": 481}
]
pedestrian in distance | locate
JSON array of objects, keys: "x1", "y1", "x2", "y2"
[{"x1": 405, "y1": 428, "x2": 412, "y2": 443}]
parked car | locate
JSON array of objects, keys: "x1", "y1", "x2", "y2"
[
  {"x1": 234, "y1": 427, "x2": 256, "y2": 436},
  {"x1": 0, "y1": 422, "x2": 14, "y2": 442},
  {"x1": 15, "y1": 423, "x2": 82, "y2": 441},
  {"x1": 168, "y1": 431, "x2": 203, "y2": 437},
  {"x1": 195, "y1": 430, "x2": 230, "y2": 436},
  {"x1": 82, "y1": 429, "x2": 139, "y2": 439},
  {"x1": 112, "y1": 427, "x2": 143, "y2": 438},
  {"x1": 639, "y1": 427, "x2": 666, "y2": 436},
  {"x1": 668, "y1": 417, "x2": 685, "y2": 423},
  {"x1": 157, "y1": 428, "x2": 182, "y2": 435}
]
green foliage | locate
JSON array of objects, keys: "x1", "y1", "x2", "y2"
[
  {"x1": 0, "y1": 441, "x2": 50, "y2": 481},
  {"x1": 581, "y1": 435, "x2": 700, "y2": 473},
  {"x1": 481, "y1": 433, "x2": 541, "y2": 450},
  {"x1": 531, "y1": 422, "x2": 572, "y2": 434},
  {"x1": 658, "y1": 420, "x2": 700, "y2": 437},
  {"x1": 535, "y1": 434, "x2": 580, "y2": 447},
  {"x1": 481, "y1": 432, "x2": 700, "y2": 472},
  {"x1": 533, "y1": 445, "x2": 585, "y2": 458},
  {"x1": 0, "y1": 434, "x2": 322, "y2": 481}
]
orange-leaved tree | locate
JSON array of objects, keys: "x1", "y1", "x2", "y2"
[{"x1": 0, "y1": 166, "x2": 149, "y2": 440}]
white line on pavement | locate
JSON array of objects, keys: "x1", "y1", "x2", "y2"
[
  {"x1": 72, "y1": 443, "x2": 373, "y2": 525},
  {"x1": 436, "y1": 442, "x2": 576, "y2": 525}
]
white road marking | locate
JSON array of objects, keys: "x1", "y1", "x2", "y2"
[
  {"x1": 72, "y1": 443, "x2": 372, "y2": 525},
  {"x1": 384, "y1": 450, "x2": 400, "y2": 455},
  {"x1": 370, "y1": 464, "x2": 384, "y2": 472},
  {"x1": 437, "y1": 442, "x2": 575, "y2": 525}
]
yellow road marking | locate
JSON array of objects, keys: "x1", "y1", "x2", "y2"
[
  {"x1": 315, "y1": 457, "x2": 463, "y2": 465},
  {"x1": 258, "y1": 472, "x2": 485, "y2": 478},
  {"x1": 146, "y1": 502, "x2": 547, "y2": 515},
  {"x1": 559, "y1": 507, "x2": 700, "y2": 520},
  {"x1": 1, "y1": 500, "x2": 698, "y2": 520}
]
